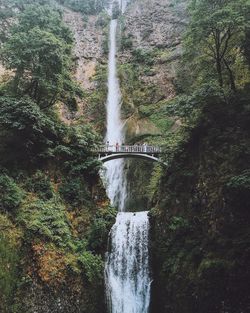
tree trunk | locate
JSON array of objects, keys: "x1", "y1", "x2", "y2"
[
  {"x1": 13, "y1": 67, "x2": 23, "y2": 94},
  {"x1": 216, "y1": 58, "x2": 223, "y2": 88},
  {"x1": 223, "y1": 58, "x2": 236, "y2": 92}
]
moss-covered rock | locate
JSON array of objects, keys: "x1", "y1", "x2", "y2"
[{"x1": 150, "y1": 92, "x2": 250, "y2": 313}]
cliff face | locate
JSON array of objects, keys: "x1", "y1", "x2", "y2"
[
  {"x1": 63, "y1": 9, "x2": 104, "y2": 91},
  {"x1": 119, "y1": 0, "x2": 187, "y2": 121},
  {"x1": 150, "y1": 93, "x2": 250, "y2": 313},
  {"x1": 61, "y1": 8, "x2": 108, "y2": 129},
  {"x1": 115, "y1": 0, "x2": 188, "y2": 210},
  {"x1": 121, "y1": 0, "x2": 187, "y2": 103}
]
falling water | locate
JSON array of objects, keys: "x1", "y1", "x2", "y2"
[
  {"x1": 104, "y1": 1, "x2": 151, "y2": 312},
  {"x1": 104, "y1": 8, "x2": 127, "y2": 211},
  {"x1": 105, "y1": 212, "x2": 151, "y2": 313}
]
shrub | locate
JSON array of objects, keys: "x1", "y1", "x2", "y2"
[
  {"x1": 0, "y1": 214, "x2": 22, "y2": 313},
  {"x1": 78, "y1": 251, "x2": 104, "y2": 285},
  {"x1": 18, "y1": 198, "x2": 72, "y2": 246},
  {"x1": 87, "y1": 206, "x2": 116, "y2": 253},
  {"x1": 224, "y1": 170, "x2": 250, "y2": 213},
  {"x1": 59, "y1": 177, "x2": 91, "y2": 207},
  {"x1": 132, "y1": 48, "x2": 154, "y2": 66},
  {"x1": 24, "y1": 171, "x2": 53, "y2": 200},
  {"x1": 0, "y1": 174, "x2": 24, "y2": 212}
]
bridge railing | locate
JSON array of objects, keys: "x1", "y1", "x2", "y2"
[{"x1": 93, "y1": 145, "x2": 162, "y2": 154}]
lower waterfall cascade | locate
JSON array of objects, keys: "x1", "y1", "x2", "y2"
[{"x1": 105, "y1": 212, "x2": 151, "y2": 313}]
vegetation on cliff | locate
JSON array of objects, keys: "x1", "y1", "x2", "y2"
[
  {"x1": 57, "y1": 0, "x2": 108, "y2": 15},
  {"x1": 151, "y1": 0, "x2": 250, "y2": 312},
  {"x1": 0, "y1": 1, "x2": 114, "y2": 312}
]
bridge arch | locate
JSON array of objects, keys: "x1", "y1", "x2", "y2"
[{"x1": 99, "y1": 153, "x2": 167, "y2": 166}]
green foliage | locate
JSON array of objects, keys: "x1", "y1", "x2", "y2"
[
  {"x1": 58, "y1": 123, "x2": 101, "y2": 176},
  {"x1": 0, "y1": 96, "x2": 64, "y2": 164},
  {"x1": 18, "y1": 197, "x2": 72, "y2": 246},
  {"x1": 184, "y1": 0, "x2": 250, "y2": 91},
  {"x1": 86, "y1": 65, "x2": 108, "y2": 131},
  {"x1": 120, "y1": 34, "x2": 133, "y2": 51},
  {"x1": 132, "y1": 48, "x2": 154, "y2": 66},
  {"x1": 0, "y1": 2, "x2": 110, "y2": 309},
  {"x1": 0, "y1": 4, "x2": 80, "y2": 108},
  {"x1": 165, "y1": 82, "x2": 224, "y2": 120},
  {"x1": 197, "y1": 258, "x2": 233, "y2": 280},
  {"x1": 224, "y1": 170, "x2": 250, "y2": 213},
  {"x1": 168, "y1": 216, "x2": 189, "y2": 232},
  {"x1": 147, "y1": 164, "x2": 163, "y2": 201},
  {"x1": 226, "y1": 170, "x2": 250, "y2": 190},
  {"x1": 24, "y1": 171, "x2": 54, "y2": 200},
  {"x1": 0, "y1": 96, "x2": 100, "y2": 173},
  {"x1": 87, "y1": 206, "x2": 116, "y2": 253},
  {"x1": 0, "y1": 236, "x2": 20, "y2": 312},
  {"x1": 0, "y1": 174, "x2": 24, "y2": 212},
  {"x1": 58, "y1": 0, "x2": 107, "y2": 15},
  {"x1": 0, "y1": 214, "x2": 22, "y2": 313},
  {"x1": 59, "y1": 177, "x2": 91, "y2": 207},
  {"x1": 95, "y1": 11, "x2": 110, "y2": 28},
  {"x1": 152, "y1": 90, "x2": 250, "y2": 312},
  {"x1": 78, "y1": 251, "x2": 104, "y2": 285}
]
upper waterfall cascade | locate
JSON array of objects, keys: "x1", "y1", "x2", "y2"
[{"x1": 104, "y1": 11, "x2": 127, "y2": 211}]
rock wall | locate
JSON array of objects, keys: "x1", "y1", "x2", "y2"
[
  {"x1": 61, "y1": 8, "x2": 108, "y2": 128},
  {"x1": 63, "y1": 9, "x2": 105, "y2": 91},
  {"x1": 115, "y1": 0, "x2": 188, "y2": 210},
  {"x1": 124, "y1": 0, "x2": 187, "y2": 49},
  {"x1": 120, "y1": 0, "x2": 187, "y2": 111}
]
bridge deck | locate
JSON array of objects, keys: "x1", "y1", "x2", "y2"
[
  {"x1": 92, "y1": 145, "x2": 166, "y2": 165},
  {"x1": 94, "y1": 145, "x2": 162, "y2": 155}
]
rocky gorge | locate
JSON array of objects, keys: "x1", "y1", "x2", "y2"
[{"x1": 0, "y1": 0, "x2": 249, "y2": 312}]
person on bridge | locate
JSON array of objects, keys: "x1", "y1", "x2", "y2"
[
  {"x1": 106, "y1": 141, "x2": 109, "y2": 152},
  {"x1": 116, "y1": 142, "x2": 119, "y2": 152}
]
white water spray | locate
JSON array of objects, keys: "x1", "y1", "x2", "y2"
[
  {"x1": 105, "y1": 212, "x2": 151, "y2": 313},
  {"x1": 104, "y1": 7, "x2": 127, "y2": 211}
]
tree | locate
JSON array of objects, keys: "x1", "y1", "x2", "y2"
[
  {"x1": 0, "y1": 5, "x2": 81, "y2": 108},
  {"x1": 0, "y1": 0, "x2": 53, "y2": 43},
  {"x1": 0, "y1": 96, "x2": 63, "y2": 165},
  {"x1": 186, "y1": 0, "x2": 250, "y2": 91}
]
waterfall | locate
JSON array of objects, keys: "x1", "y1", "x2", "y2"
[
  {"x1": 105, "y1": 212, "x2": 151, "y2": 313},
  {"x1": 104, "y1": 13, "x2": 127, "y2": 211},
  {"x1": 104, "y1": 2, "x2": 151, "y2": 312}
]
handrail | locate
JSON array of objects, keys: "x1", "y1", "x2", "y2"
[{"x1": 93, "y1": 145, "x2": 162, "y2": 153}]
